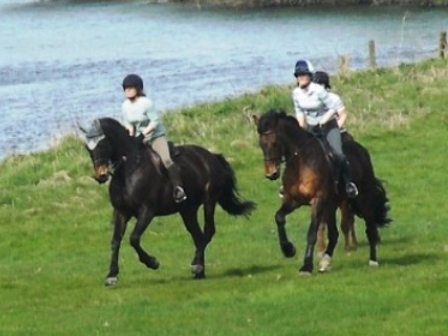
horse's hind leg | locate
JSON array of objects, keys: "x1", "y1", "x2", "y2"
[
  {"x1": 366, "y1": 221, "x2": 380, "y2": 266},
  {"x1": 181, "y1": 207, "x2": 207, "y2": 279},
  {"x1": 203, "y1": 200, "x2": 217, "y2": 245},
  {"x1": 359, "y1": 201, "x2": 380, "y2": 266},
  {"x1": 317, "y1": 222, "x2": 327, "y2": 258},
  {"x1": 105, "y1": 209, "x2": 131, "y2": 286},
  {"x1": 340, "y1": 201, "x2": 357, "y2": 251},
  {"x1": 129, "y1": 209, "x2": 160, "y2": 270}
]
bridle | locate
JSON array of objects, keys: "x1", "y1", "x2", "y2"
[
  {"x1": 261, "y1": 130, "x2": 285, "y2": 164},
  {"x1": 96, "y1": 156, "x2": 128, "y2": 176}
]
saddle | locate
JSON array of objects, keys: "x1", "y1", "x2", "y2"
[
  {"x1": 309, "y1": 124, "x2": 340, "y2": 164},
  {"x1": 309, "y1": 124, "x2": 343, "y2": 192},
  {"x1": 167, "y1": 141, "x2": 182, "y2": 158}
]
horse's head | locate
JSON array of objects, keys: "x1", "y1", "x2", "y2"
[
  {"x1": 253, "y1": 109, "x2": 286, "y2": 180},
  {"x1": 80, "y1": 119, "x2": 113, "y2": 184}
]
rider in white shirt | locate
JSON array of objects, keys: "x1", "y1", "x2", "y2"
[{"x1": 292, "y1": 60, "x2": 358, "y2": 198}]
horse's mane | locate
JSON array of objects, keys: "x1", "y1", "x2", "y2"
[
  {"x1": 97, "y1": 117, "x2": 139, "y2": 156},
  {"x1": 98, "y1": 118, "x2": 130, "y2": 138},
  {"x1": 258, "y1": 109, "x2": 310, "y2": 142}
]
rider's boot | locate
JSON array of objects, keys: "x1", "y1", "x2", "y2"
[{"x1": 167, "y1": 164, "x2": 187, "y2": 203}]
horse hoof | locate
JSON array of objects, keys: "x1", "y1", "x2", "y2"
[
  {"x1": 299, "y1": 265, "x2": 313, "y2": 275},
  {"x1": 147, "y1": 258, "x2": 160, "y2": 270},
  {"x1": 191, "y1": 264, "x2": 204, "y2": 275},
  {"x1": 369, "y1": 260, "x2": 379, "y2": 267},
  {"x1": 281, "y1": 242, "x2": 296, "y2": 258},
  {"x1": 105, "y1": 277, "x2": 118, "y2": 286},
  {"x1": 194, "y1": 272, "x2": 206, "y2": 280},
  {"x1": 318, "y1": 254, "x2": 332, "y2": 273},
  {"x1": 298, "y1": 270, "x2": 312, "y2": 276}
]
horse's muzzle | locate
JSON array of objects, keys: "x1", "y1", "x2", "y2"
[
  {"x1": 265, "y1": 171, "x2": 280, "y2": 180},
  {"x1": 264, "y1": 161, "x2": 280, "y2": 180},
  {"x1": 93, "y1": 165, "x2": 109, "y2": 184}
]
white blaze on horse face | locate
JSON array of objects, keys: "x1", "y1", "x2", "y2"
[
  {"x1": 94, "y1": 164, "x2": 108, "y2": 177},
  {"x1": 264, "y1": 160, "x2": 278, "y2": 177},
  {"x1": 86, "y1": 135, "x2": 105, "y2": 150}
]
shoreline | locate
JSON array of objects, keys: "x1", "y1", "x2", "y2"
[
  {"x1": 167, "y1": 0, "x2": 448, "y2": 8},
  {"x1": 1, "y1": 57, "x2": 447, "y2": 163}
]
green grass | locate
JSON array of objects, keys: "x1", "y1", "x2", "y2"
[{"x1": 1, "y1": 58, "x2": 448, "y2": 335}]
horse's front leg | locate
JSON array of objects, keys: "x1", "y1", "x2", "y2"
[
  {"x1": 105, "y1": 209, "x2": 130, "y2": 286},
  {"x1": 129, "y1": 208, "x2": 159, "y2": 270},
  {"x1": 299, "y1": 198, "x2": 323, "y2": 275},
  {"x1": 275, "y1": 202, "x2": 297, "y2": 258},
  {"x1": 319, "y1": 205, "x2": 339, "y2": 273}
]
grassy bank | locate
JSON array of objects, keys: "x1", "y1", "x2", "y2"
[
  {"x1": 1, "y1": 58, "x2": 448, "y2": 335},
  {"x1": 170, "y1": 0, "x2": 448, "y2": 8}
]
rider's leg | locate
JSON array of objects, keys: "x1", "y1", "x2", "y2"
[
  {"x1": 325, "y1": 122, "x2": 358, "y2": 198},
  {"x1": 151, "y1": 136, "x2": 187, "y2": 203}
]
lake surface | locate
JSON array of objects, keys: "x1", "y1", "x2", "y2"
[{"x1": 1, "y1": 0, "x2": 447, "y2": 158}]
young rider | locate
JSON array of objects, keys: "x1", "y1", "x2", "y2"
[{"x1": 121, "y1": 74, "x2": 187, "y2": 203}]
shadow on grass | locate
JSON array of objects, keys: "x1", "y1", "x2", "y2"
[
  {"x1": 215, "y1": 264, "x2": 284, "y2": 279},
  {"x1": 355, "y1": 235, "x2": 412, "y2": 248},
  {"x1": 120, "y1": 263, "x2": 286, "y2": 287},
  {"x1": 381, "y1": 252, "x2": 441, "y2": 266}
]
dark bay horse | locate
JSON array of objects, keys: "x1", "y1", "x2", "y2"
[
  {"x1": 254, "y1": 110, "x2": 390, "y2": 274},
  {"x1": 81, "y1": 118, "x2": 255, "y2": 285}
]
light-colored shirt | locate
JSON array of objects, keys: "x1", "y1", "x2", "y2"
[
  {"x1": 292, "y1": 82, "x2": 338, "y2": 126},
  {"x1": 328, "y1": 92, "x2": 345, "y2": 113},
  {"x1": 122, "y1": 96, "x2": 166, "y2": 141},
  {"x1": 328, "y1": 91, "x2": 348, "y2": 132}
]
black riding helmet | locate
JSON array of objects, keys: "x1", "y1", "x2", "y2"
[
  {"x1": 122, "y1": 74, "x2": 144, "y2": 91},
  {"x1": 313, "y1": 71, "x2": 331, "y2": 90}
]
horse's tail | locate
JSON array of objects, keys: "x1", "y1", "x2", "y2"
[
  {"x1": 215, "y1": 154, "x2": 256, "y2": 217},
  {"x1": 371, "y1": 178, "x2": 392, "y2": 227}
]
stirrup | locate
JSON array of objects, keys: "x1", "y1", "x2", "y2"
[
  {"x1": 346, "y1": 182, "x2": 359, "y2": 198},
  {"x1": 174, "y1": 187, "x2": 187, "y2": 203}
]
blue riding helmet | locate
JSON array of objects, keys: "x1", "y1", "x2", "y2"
[{"x1": 294, "y1": 60, "x2": 315, "y2": 77}]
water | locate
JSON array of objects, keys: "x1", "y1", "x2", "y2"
[{"x1": 1, "y1": 0, "x2": 447, "y2": 159}]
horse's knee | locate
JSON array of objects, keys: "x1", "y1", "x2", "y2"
[
  {"x1": 275, "y1": 211, "x2": 285, "y2": 226},
  {"x1": 206, "y1": 225, "x2": 215, "y2": 238},
  {"x1": 129, "y1": 234, "x2": 140, "y2": 248}
]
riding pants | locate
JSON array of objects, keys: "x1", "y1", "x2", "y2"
[{"x1": 145, "y1": 136, "x2": 174, "y2": 169}]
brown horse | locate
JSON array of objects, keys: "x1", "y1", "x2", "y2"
[
  {"x1": 317, "y1": 199, "x2": 358, "y2": 256},
  {"x1": 254, "y1": 110, "x2": 390, "y2": 274}
]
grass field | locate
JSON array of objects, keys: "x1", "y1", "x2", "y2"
[{"x1": 1, "y1": 59, "x2": 448, "y2": 335}]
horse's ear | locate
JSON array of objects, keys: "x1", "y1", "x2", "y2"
[{"x1": 251, "y1": 114, "x2": 260, "y2": 125}]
